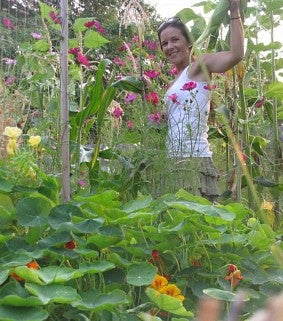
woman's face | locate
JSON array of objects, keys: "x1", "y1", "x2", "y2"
[{"x1": 159, "y1": 26, "x2": 191, "y2": 70}]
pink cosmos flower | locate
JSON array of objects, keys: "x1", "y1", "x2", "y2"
[
  {"x1": 77, "y1": 52, "x2": 90, "y2": 67},
  {"x1": 124, "y1": 92, "x2": 137, "y2": 103},
  {"x1": 149, "y1": 112, "x2": 161, "y2": 125},
  {"x1": 49, "y1": 11, "x2": 61, "y2": 24},
  {"x1": 143, "y1": 40, "x2": 157, "y2": 51},
  {"x1": 68, "y1": 47, "x2": 80, "y2": 55},
  {"x1": 31, "y1": 32, "x2": 43, "y2": 40},
  {"x1": 168, "y1": 93, "x2": 180, "y2": 105},
  {"x1": 4, "y1": 58, "x2": 16, "y2": 65},
  {"x1": 78, "y1": 179, "x2": 87, "y2": 187},
  {"x1": 126, "y1": 120, "x2": 133, "y2": 129},
  {"x1": 132, "y1": 36, "x2": 139, "y2": 43},
  {"x1": 111, "y1": 106, "x2": 124, "y2": 118},
  {"x1": 203, "y1": 83, "x2": 217, "y2": 90},
  {"x1": 147, "y1": 54, "x2": 155, "y2": 60},
  {"x1": 3, "y1": 18, "x2": 15, "y2": 30},
  {"x1": 113, "y1": 57, "x2": 126, "y2": 66},
  {"x1": 117, "y1": 43, "x2": 131, "y2": 51},
  {"x1": 144, "y1": 70, "x2": 160, "y2": 79},
  {"x1": 181, "y1": 81, "x2": 197, "y2": 91},
  {"x1": 5, "y1": 75, "x2": 16, "y2": 86},
  {"x1": 169, "y1": 66, "x2": 178, "y2": 75},
  {"x1": 145, "y1": 92, "x2": 159, "y2": 107}
]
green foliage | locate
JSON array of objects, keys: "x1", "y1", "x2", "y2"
[{"x1": 0, "y1": 176, "x2": 282, "y2": 320}]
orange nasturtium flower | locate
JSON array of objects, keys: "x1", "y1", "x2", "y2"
[
  {"x1": 225, "y1": 264, "x2": 244, "y2": 287},
  {"x1": 150, "y1": 274, "x2": 168, "y2": 291},
  {"x1": 10, "y1": 260, "x2": 39, "y2": 281},
  {"x1": 64, "y1": 240, "x2": 77, "y2": 250},
  {"x1": 159, "y1": 284, "x2": 185, "y2": 301},
  {"x1": 150, "y1": 274, "x2": 185, "y2": 302}
]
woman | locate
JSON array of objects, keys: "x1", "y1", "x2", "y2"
[{"x1": 156, "y1": 0, "x2": 244, "y2": 202}]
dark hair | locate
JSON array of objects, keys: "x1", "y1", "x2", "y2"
[{"x1": 157, "y1": 16, "x2": 192, "y2": 48}]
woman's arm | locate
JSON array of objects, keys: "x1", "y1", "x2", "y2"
[{"x1": 193, "y1": 0, "x2": 244, "y2": 78}]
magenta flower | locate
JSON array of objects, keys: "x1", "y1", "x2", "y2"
[
  {"x1": 149, "y1": 112, "x2": 161, "y2": 125},
  {"x1": 126, "y1": 120, "x2": 133, "y2": 129},
  {"x1": 68, "y1": 47, "x2": 80, "y2": 55},
  {"x1": 78, "y1": 179, "x2": 87, "y2": 187},
  {"x1": 84, "y1": 20, "x2": 96, "y2": 28},
  {"x1": 147, "y1": 54, "x2": 155, "y2": 60},
  {"x1": 31, "y1": 32, "x2": 43, "y2": 40},
  {"x1": 145, "y1": 92, "x2": 159, "y2": 107},
  {"x1": 5, "y1": 75, "x2": 16, "y2": 86},
  {"x1": 255, "y1": 97, "x2": 266, "y2": 108},
  {"x1": 85, "y1": 20, "x2": 106, "y2": 34},
  {"x1": 113, "y1": 57, "x2": 126, "y2": 67},
  {"x1": 3, "y1": 18, "x2": 15, "y2": 30},
  {"x1": 143, "y1": 40, "x2": 158, "y2": 51},
  {"x1": 111, "y1": 106, "x2": 124, "y2": 118},
  {"x1": 144, "y1": 70, "x2": 160, "y2": 79},
  {"x1": 117, "y1": 43, "x2": 131, "y2": 51},
  {"x1": 49, "y1": 11, "x2": 61, "y2": 24},
  {"x1": 124, "y1": 92, "x2": 137, "y2": 103},
  {"x1": 132, "y1": 36, "x2": 139, "y2": 43},
  {"x1": 169, "y1": 66, "x2": 178, "y2": 75},
  {"x1": 77, "y1": 52, "x2": 90, "y2": 67},
  {"x1": 181, "y1": 81, "x2": 197, "y2": 91},
  {"x1": 168, "y1": 93, "x2": 180, "y2": 105},
  {"x1": 203, "y1": 83, "x2": 217, "y2": 90}
]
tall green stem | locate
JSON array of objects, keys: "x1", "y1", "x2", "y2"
[{"x1": 270, "y1": 11, "x2": 281, "y2": 221}]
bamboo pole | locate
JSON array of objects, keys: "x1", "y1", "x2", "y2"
[
  {"x1": 270, "y1": 11, "x2": 281, "y2": 222},
  {"x1": 60, "y1": 0, "x2": 70, "y2": 202}
]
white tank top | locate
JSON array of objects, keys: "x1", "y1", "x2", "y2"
[{"x1": 164, "y1": 66, "x2": 212, "y2": 158}]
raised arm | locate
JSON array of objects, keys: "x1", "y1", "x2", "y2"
[{"x1": 193, "y1": 0, "x2": 244, "y2": 78}]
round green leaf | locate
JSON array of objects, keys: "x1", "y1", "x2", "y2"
[
  {"x1": 0, "y1": 306, "x2": 48, "y2": 321},
  {"x1": 36, "y1": 266, "x2": 83, "y2": 284},
  {"x1": 79, "y1": 261, "x2": 115, "y2": 274},
  {"x1": 145, "y1": 288, "x2": 194, "y2": 317},
  {"x1": 48, "y1": 204, "x2": 83, "y2": 229},
  {"x1": 16, "y1": 196, "x2": 54, "y2": 227},
  {"x1": 126, "y1": 262, "x2": 157, "y2": 286},
  {"x1": 72, "y1": 289, "x2": 128, "y2": 312},
  {"x1": 25, "y1": 283, "x2": 81, "y2": 305},
  {"x1": 203, "y1": 288, "x2": 237, "y2": 301},
  {"x1": 0, "y1": 282, "x2": 42, "y2": 307}
]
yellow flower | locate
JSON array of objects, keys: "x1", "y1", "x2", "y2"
[
  {"x1": 6, "y1": 139, "x2": 18, "y2": 155},
  {"x1": 4, "y1": 126, "x2": 22, "y2": 139},
  {"x1": 159, "y1": 284, "x2": 185, "y2": 301},
  {"x1": 261, "y1": 200, "x2": 273, "y2": 211},
  {"x1": 150, "y1": 274, "x2": 168, "y2": 291},
  {"x1": 28, "y1": 135, "x2": 41, "y2": 148}
]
